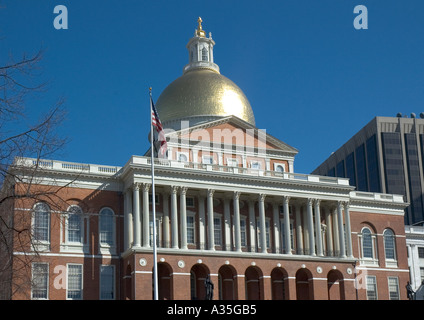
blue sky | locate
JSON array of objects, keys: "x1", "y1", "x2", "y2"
[{"x1": 1, "y1": 0, "x2": 424, "y2": 174}]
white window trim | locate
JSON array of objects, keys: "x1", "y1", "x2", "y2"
[
  {"x1": 187, "y1": 211, "x2": 197, "y2": 245},
  {"x1": 366, "y1": 275, "x2": 378, "y2": 300},
  {"x1": 274, "y1": 163, "x2": 286, "y2": 172},
  {"x1": 359, "y1": 227, "x2": 378, "y2": 266},
  {"x1": 176, "y1": 151, "x2": 189, "y2": 162},
  {"x1": 31, "y1": 262, "x2": 49, "y2": 300},
  {"x1": 100, "y1": 264, "x2": 115, "y2": 300},
  {"x1": 383, "y1": 229, "x2": 398, "y2": 268},
  {"x1": 256, "y1": 217, "x2": 271, "y2": 249},
  {"x1": 250, "y1": 160, "x2": 262, "y2": 170},
  {"x1": 60, "y1": 205, "x2": 89, "y2": 254},
  {"x1": 226, "y1": 158, "x2": 238, "y2": 167},
  {"x1": 66, "y1": 263, "x2": 83, "y2": 300},
  {"x1": 387, "y1": 276, "x2": 400, "y2": 300},
  {"x1": 214, "y1": 214, "x2": 223, "y2": 247},
  {"x1": 99, "y1": 207, "x2": 116, "y2": 255},
  {"x1": 202, "y1": 155, "x2": 214, "y2": 165},
  {"x1": 31, "y1": 202, "x2": 51, "y2": 252}
]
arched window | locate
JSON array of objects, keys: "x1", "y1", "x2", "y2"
[
  {"x1": 361, "y1": 227, "x2": 374, "y2": 259},
  {"x1": 202, "y1": 47, "x2": 208, "y2": 61},
  {"x1": 33, "y1": 203, "x2": 50, "y2": 242},
  {"x1": 383, "y1": 229, "x2": 396, "y2": 263},
  {"x1": 68, "y1": 205, "x2": 83, "y2": 243},
  {"x1": 99, "y1": 208, "x2": 115, "y2": 246}
]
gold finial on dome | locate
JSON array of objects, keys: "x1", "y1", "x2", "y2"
[{"x1": 196, "y1": 17, "x2": 206, "y2": 37}]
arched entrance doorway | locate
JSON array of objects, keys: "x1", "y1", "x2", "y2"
[
  {"x1": 327, "y1": 270, "x2": 345, "y2": 300},
  {"x1": 190, "y1": 264, "x2": 210, "y2": 300},
  {"x1": 245, "y1": 266, "x2": 263, "y2": 300},
  {"x1": 218, "y1": 265, "x2": 237, "y2": 300},
  {"x1": 296, "y1": 268, "x2": 313, "y2": 300},
  {"x1": 154, "y1": 262, "x2": 173, "y2": 300},
  {"x1": 124, "y1": 264, "x2": 132, "y2": 300},
  {"x1": 271, "y1": 267, "x2": 289, "y2": 300}
]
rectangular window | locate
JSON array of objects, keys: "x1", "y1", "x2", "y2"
[
  {"x1": 418, "y1": 247, "x2": 424, "y2": 258},
  {"x1": 100, "y1": 265, "x2": 115, "y2": 300},
  {"x1": 187, "y1": 215, "x2": 195, "y2": 244},
  {"x1": 388, "y1": 277, "x2": 400, "y2": 300},
  {"x1": 366, "y1": 134, "x2": 381, "y2": 192},
  {"x1": 366, "y1": 276, "x2": 378, "y2": 300},
  {"x1": 420, "y1": 268, "x2": 424, "y2": 282},
  {"x1": 257, "y1": 218, "x2": 271, "y2": 249},
  {"x1": 240, "y1": 217, "x2": 247, "y2": 247},
  {"x1": 186, "y1": 197, "x2": 195, "y2": 208},
  {"x1": 32, "y1": 263, "x2": 48, "y2": 300},
  {"x1": 67, "y1": 264, "x2": 83, "y2": 300},
  {"x1": 355, "y1": 144, "x2": 368, "y2": 191},
  {"x1": 214, "y1": 217, "x2": 222, "y2": 246},
  {"x1": 227, "y1": 158, "x2": 238, "y2": 167},
  {"x1": 202, "y1": 155, "x2": 213, "y2": 165},
  {"x1": 346, "y1": 152, "x2": 356, "y2": 187},
  {"x1": 381, "y1": 132, "x2": 406, "y2": 198},
  {"x1": 250, "y1": 161, "x2": 261, "y2": 170}
]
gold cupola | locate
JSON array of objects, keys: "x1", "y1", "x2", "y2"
[{"x1": 155, "y1": 18, "x2": 256, "y2": 129}]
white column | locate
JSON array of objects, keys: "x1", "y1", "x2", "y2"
[
  {"x1": 142, "y1": 183, "x2": 150, "y2": 248},
  {"x1": 294, "y1": 204, "x2": 303, "y2": 255},
  {"x1": 198, "y1": 195, "x2": 206, "y2": 250},
  {"x1": 283, "y1": 196, "x2": 292, "y2": 255},
  {"x1": 224, "y1": 197, "x2": 232, "y2": 251},
  {"x1": 248, "y1": 200, "x2": 256, "y2": 252},
  {"x1": 124, "y1": 188, "x2": 133, "y2": 250},
  {"x1": 207, "y1": 189, "x2": 215, "y2": 250},
  {"x1": 233, "y1": 191, "x2": 242, "y2": 253},
  {"x1": 324, "y1": 207, "x2": 334, "y2": 256},
  {"x1": 332, "y1": 206, "x2": 340, "y2": 256},
  {"x1": 132, "y1": 183, "x2": 141, "y2": 247},
  {"x1": 314, "y1": 199, "x2": 324, "y2": 256},
  {"x1": 302, "y1": 205, "x2": 310, "y2": 255},
  {"x1": 344, "y1": 202, "x2": 353, "y2": 258},
  {"x1": 180, "y1": 187, "x2": 188, "y2": 250},
  {"x1": 272, "y1": 202, "x2": 280, "y2": 254},
  {"x1": 163, "y1": 192, "x2": 170, "y2": 248},
  {"x1": 258, "y1": 194, "x2": 267, "y2": 253},
  {"x1": 307, "y1": 198, "x2": 316, "y2": 256},
  {"x1": 337, "y1": 201, "x2": 346, "y2": 258},
  {"x1": 171, "y1": 186, "x2": 179, "y2": 249}
]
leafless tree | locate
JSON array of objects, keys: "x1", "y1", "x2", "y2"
[{"x1": 0, "y1": 48, "x2": 69, "y2": 299}]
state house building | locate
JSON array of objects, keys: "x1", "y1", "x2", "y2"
[{"x1": 1, "y1": 18, "x2": 410, "y2": 300}]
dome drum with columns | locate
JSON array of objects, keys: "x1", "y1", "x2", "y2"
[{"x1": 155, "y1": 17, "x2": 256, "y2": 130}]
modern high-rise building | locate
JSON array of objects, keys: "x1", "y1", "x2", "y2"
[
  {"x1": 0, "y1": 19, "x2": 410, "y2": 301},
  {"x1": 313, "y1": 115, "x2": 424, "y2": 226}
]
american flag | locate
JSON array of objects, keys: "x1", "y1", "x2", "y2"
[{"x1": 150, "y1": 96, "x2": 167, "y2": 158}]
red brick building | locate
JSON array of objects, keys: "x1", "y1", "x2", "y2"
[{"x1": 0, "y1": 18, "x2": 410, "y2": 300}]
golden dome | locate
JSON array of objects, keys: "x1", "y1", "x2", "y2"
[{"x1": 155, "y1": 68, "x2": 256, "y2": 126}]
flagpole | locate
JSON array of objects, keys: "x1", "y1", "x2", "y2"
[{"x1": 150, "y1": 87, "x2": 159, "y2": 301}]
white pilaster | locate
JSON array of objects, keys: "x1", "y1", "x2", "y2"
[
  {"x1": 294, "y1": 204, "x2": 303, "y2": 255},
  {"x1": 314, "y1": 199, "x2": 324, "y2": 256},
  {"x1": 142, "y1": 183, "x2": 151, "y2": 248},
  {"x1": 344, "y1": 202, "x2": 353, "y2": 258},
  {"x1": 207, "y1": 189, "x2": 215, "y2": 250},
  {"x1": 132, "y1": 183, "x2": 141, "y2": 248},
  {"x1": 307, "y1": 198, "x2": 316, "y2": 256},
  {"x1": 248, "y1": 200, "x2": 256, "y2": 252},
  {"x1": 163, "y1": 192, "x2": 170, "y2": 248},
  {"x1": 258, "y1": 194, "x2": 267, "y2": 253},
  {"x1": 272, "y1": 202, "x2": 280, "y2": 254},
  {"x1": 224, "y1": 197, "x2": 231, "y2": 251},
  {"x1": 180, "y1": 187, "x2": 188, "y2": 250},
  {"x1": 337, "y1": 201, "x2": 346, "y2": 258},
  {"x1": 198, "y1": 195, "x2": 206, "y2": 250},
  {"x1": 233, "y1": 191, "x2": 242, "y2": 253},
  {"x1": 283, "y1": 196, "x2": 292, "y2": 255},
  {"x1": 324, "y1": 207, "x2": 334, "y2": 256},
  {"x1": 332, "y1": 206, "x2": 340, "y2": 256},
  {"x1": 171, "y1": 186, "x2": 179, "y2": 249}
]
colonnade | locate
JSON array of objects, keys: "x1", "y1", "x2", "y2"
[{"x1": 123, "y1": 183, "x2": 353, "y2": 258}]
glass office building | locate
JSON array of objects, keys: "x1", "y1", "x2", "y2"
[{"x1": 313, "y1": 116, "x2": 424, "y2": 226}]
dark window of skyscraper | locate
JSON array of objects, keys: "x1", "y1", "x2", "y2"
[
  {"x1": 356, "y1": 144, "x2": 368, "y2": 191},
  {"x1": 336, "y1": 160, "x2": 345, "y2": 178},
  {"x1": 366, "y1": 134, "x2": 381, "y2": 193},
  {"x1": 405, "y1": 133, "x2": 424, "y2": 225},
  {"x1": 381, "y1": 132, "x2": 406, "y2": 198},
  {"x1": 346, "y1": 152, "x2": 356, "y2": 187},
  {"x1": 327, "y1": 167, "x2": 335, "y2": 177}
]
